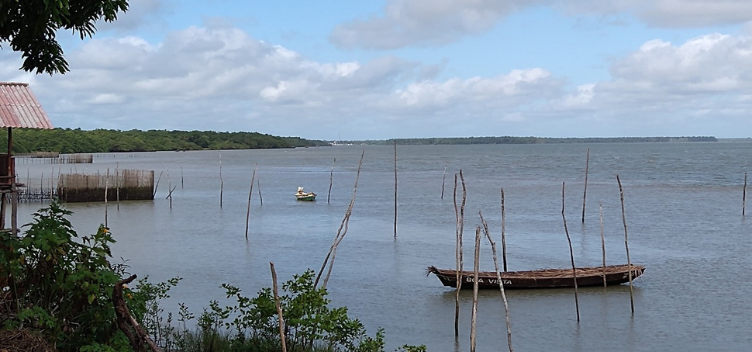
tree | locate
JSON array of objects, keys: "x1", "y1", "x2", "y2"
[{"x1": 0, "y1": 0, "x2": 129, "y2": 75}]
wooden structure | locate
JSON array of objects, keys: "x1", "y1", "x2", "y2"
[
  {"x1": 427, "y1": 264, "x2": 645, "y2": 289},
  {"x1": 0, "y1": 82, "x2": 54, "y2": 234},
  {"x1": 57, "y1": 170, "x2": 155, "y2": 202}
]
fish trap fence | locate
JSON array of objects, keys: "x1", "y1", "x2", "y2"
[
  {"x1": 57, "y1": 169, "x2": 154, "y2": 202},
  {"x1": 15, "y1": 153, "x2": 93, "y2": 164}
]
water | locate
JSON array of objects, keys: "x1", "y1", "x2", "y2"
[{"x1": 15, "y1": 142, "x2": 752, "y2": 351}]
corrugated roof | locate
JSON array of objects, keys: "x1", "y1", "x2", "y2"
[{"x1": 0, "y1": 82, "x2": 54, "y2": 129}]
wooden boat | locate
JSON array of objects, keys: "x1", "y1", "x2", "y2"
[
  {"x1": 295, "y1": 187, "x2": 316, "y2": 201},
  {"x1": 427, "y1": 264, "x2": 645, "y2": 289}
]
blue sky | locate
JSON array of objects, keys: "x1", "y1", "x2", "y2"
[{"x1": 3, "y1": 0, "x2": 752, "y2": 140}]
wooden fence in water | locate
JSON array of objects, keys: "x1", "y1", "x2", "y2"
[
  {"x1": 57, "y1": 169, "x2": 154, "y2": 202},
  {"x1": 15, "y1": 153, "x2": 93, "y2": 164}
]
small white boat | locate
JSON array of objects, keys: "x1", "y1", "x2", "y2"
[{"x1": 295, "y1": 187, "x2": 316, "y2": 201}]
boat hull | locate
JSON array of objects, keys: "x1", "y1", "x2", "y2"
[{"x1": 427, "y1": 264, "x2": 645, "y2": 289}]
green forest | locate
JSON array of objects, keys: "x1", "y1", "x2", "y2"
[{"x1": 0, "y1": 128, "x2": 330, "y2": 154}]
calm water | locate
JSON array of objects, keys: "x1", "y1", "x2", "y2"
[{"x1": 15, "y1": 142, "x2": 752, "y2": 351}]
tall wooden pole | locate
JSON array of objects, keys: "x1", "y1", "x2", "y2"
[
  {"x1": 501, "y1": 188, "x2": 507, "y2": 272},
  {"x1": 328, "y1": 158, "x2": 335, "y2": 204},
  {"x1": 582, "y1": 148, "x2": 590, "y2": 223},
  {"x1": 480, "y1": 212, "x2": 514, "y2": 352},
  {"x1": 393, "y1": 140, "x2": 398, "y2": 240},
  {"x1": 104, "y1": 168, "x2": 109, "y2": 228},
  {"x1": 219, "y1": 151, "x2": 223, "y2": 208},
  {"x1": 743, "y1": 172, "x2": 747, "y2": 216},
  {"x1": 245, "y1": 166, "x2": 257, "y2": 239},
  {"x1": 470, "y1": 226, "x2": 481, "y2": 352},
  {"x1": 454, "y1": 171, "x2": 466, "y2": 337},
  {"x1": 270, "y1": 262, "x2": 287, "y2": 352},
  {"x1": 441, "y1": 163, "x2": 447, "y2": 200},
  {"x1": 562, "y1": 182, "x2": 580, "y2": 322},
  {"x1": 617, "y1": 175, "x2": 636, "y2": 314},
  {"x1": 600, "y1": 203, "x2": 607, "y2": 287}
]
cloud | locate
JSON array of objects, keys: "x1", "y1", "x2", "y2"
[
  {"x1": 330, "y1": 0, "x2": 539, "y2": 50},
  {"x1": 331, "y1": 0, "x2": 752, "y2": 51},
  {"x1": 560, "y1": 0, "x2": 752, "y2": 28}
]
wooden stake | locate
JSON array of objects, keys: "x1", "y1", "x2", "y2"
[
  {"x1": 270, "y1": 262, "x2": 287, "y2": 352},
  {"x1": 245, "y1": 166, "x2": 257, "y2": 239},
  {"x1": 600, "y1": 203, "x2": 607, "y2": 287},
  {"x1": 257, "y1": 178, "x2": 263, "y2": 206},
  {"x1": 153, "y1": 171, "x2": 163, "y2": 198},
  {"x1": 743, "y1": 172, "x2": 747, "y2": 216},
  {"x1": 480, "y1": 212, "x2": 513, "y2": 352},
  {"x1": 105, "y1": 168, "x2": 109, "y2": 228},
  {"x1": 219, "y1": 151, "x2": 223, "y2": 208},
  {"x1": 470, "y1": 226, "x2": 481, "y2": 352},
  {"x1": 582, "y1": 148, "x2": 590, "y2": 223},
  {"x1": 315, "y1": 150, "x2": 364, "y2": 289},
  {"x1": 441, "y1": 163, "x2": 447, "y2": 200},
  {"x1": 328, "y1": 158, "x2": 335, "y2": 204},
  {"x1": 561, "y1": 182, "x2": 580, "y2": 322},
  {"x1": 501, "y1": 188, "x2": 507, "y2": 272},
  {"x1": 116, "y1": 163, "x2": 120, "y2": 211},
  {"x1": 181, "y1": 166, "x2": 184, "y2": 189},
  {"x1": 617, "y1": 175, "x2": 636, "y2": 314},
  {"x1": 394, "y1": 140, "x2": 398, "y2": 240},
  {"x1": 453, "y1": 171, "x2": 467, "y2": 337}
]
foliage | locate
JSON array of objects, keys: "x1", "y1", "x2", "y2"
[
  {"x1": 0, "y1": 200, "x2": 132, "y2": 351},
  {"x1": 0, "y1": 0, "x2": 129, "y2": 74},
  {"x1": 1, "y1": 128, "x2": 330, "y2": 154},
  {"x1": 149, "y1": 270, "x2": 426, "y2": 352}
]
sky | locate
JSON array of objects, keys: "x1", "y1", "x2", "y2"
[{"x1": 3, "y1": 0, "x2": 752, "y2": 140}]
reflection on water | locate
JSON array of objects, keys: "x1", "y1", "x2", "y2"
[{"x1": 14, "y1": 142, "x2": 752, "y2": 351}]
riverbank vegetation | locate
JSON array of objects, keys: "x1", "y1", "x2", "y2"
[
  {"x1": 0, "y1": 202, "x2": 425, "y2": 351},
  {"x1": 1, "y1": 128, "x2": 330, "y2": 154}
]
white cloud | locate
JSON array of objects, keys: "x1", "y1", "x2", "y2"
[
  {"x1": 331, "y1": 0, "x2": 752, "y2": 50},
  {"x1": 330, "y1": 0, "x2": 541, "y2": 49}
]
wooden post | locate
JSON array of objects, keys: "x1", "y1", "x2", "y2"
[
  {"x1": 105, "y1": 168, "x2": 109, "y2": 228},
  {"x1": 441, "y1": 163, "x2": 447, "y2": 200},
  {"x1": 257, "y1": 179, "x2": 263, "y2": 206},
  {"x1": 219, "y1": 151, "x2": 223, "y2": 208},
  {"x1": 181, "y1": 166, "x2": 184, "y2": 189},
  {"x1": 600, "y1": 203, "x2": 607, "y2": 287},
  {"x1": 328, "y1": 158, "x2": 335, "y2": 204},
  {"x1": 617, "y1": 175, "x2": 636, "y2": 314},
  {"x1": 245, "y1": 167, "x2": 257, "y2": 239},
  {"x1": 743, "y1": 172, "x2": 747, "y2": 216},
  {"x1": 470, "y1": 226, "x2": 481, "y2": 352},
  {"x1": 561, "y1": 182, "x2": 580, "y2": 322},
  {"x1": 454, "y1": 171, "x2": 466, "y2": 337},
  {"x1": 479, "y1": 212, "x2": 514, "y2": 352},
  {"x1": 152, "y1": 171, "x2": 163, "y2": 198},
  {"x1": 393, "y1": 140, "x2": 398, "y2": 240},
  {"x1": 270, "y1": 262, "x2": 287, "y2": 352},
  {"x1": 116, "y1": 163, "x2": 120, "y2": 211},
  {"x1": 501, "y1": 188, "x2": 507, "y2": 272},
  {"x1": 315, "y1": 151, "x2": 364, "y2": 290},
  {"x1": 582, "y1": 148, "x2": 590, "y2": 223}
]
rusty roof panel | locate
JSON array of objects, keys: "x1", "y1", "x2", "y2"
[{"x1": 0, "y1": 82, "x2": 54, "y2": 129}]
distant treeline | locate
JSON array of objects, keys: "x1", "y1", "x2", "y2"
[
  {"x1": 352, "y1": 136, "x2": 718, "y2": 145},
  {"x1": 0, "y1": 128, "x2": 329, "y2": 154}
]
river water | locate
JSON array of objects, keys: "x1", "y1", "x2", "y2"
[{"x1": 15, "y1": 142, "x2": 752, "y2": 351}]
